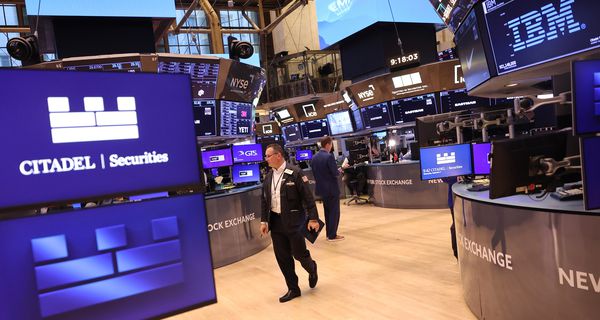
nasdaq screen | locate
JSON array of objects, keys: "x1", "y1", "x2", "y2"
[
  {"x1": 483, "y1": 0, "x2": 600, "y2": 75},
  {"x1": 390, "y1": 93, "x2": 437, "y2": 124},
  {"x1": 360, "y1": 102, "x2": 392, "y2": 129},
  {"x1": 219, "y1": 100, "x2": 254, "y2": 136},
  {"x1": 420, "y1": 143, "x2": 473, "y2": 180},
  {"x1": 0, "y1": 69, "x2": 200, "y2": 211}
]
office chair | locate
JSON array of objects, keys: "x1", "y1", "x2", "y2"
[{"x1": 343, "y1": 166, "x2": 369, "y2": 205}]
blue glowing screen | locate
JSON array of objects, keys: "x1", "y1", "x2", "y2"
[{"x1": 420, "y1": 144, "x2": 473, "y2": 180}]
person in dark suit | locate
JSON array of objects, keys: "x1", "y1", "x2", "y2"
[
  {"x1": 310, "y1": 136, "x2": 344, "y2": 242},
  {"x1": 260, "y1": 143, "x2": 320, "y2": 303}
]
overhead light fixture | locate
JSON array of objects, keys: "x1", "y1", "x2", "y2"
[{"x1": 227, "y1": 0, "x2": 234, "y2": 7}]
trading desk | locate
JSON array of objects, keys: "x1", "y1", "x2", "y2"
[
  {"x1": 366, "y1": 161, "x2": 448, "y2": 209},
  {"x1": 453, "y1": 183, "x2": 600, "y2": 320}
]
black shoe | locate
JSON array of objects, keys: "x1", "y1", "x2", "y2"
[
  {"x1": 309, "y1": 261, "x2": 318, "y2": 288},
  {"x1": 279, "y1": 290, "x2": 301, "y2": 303}
]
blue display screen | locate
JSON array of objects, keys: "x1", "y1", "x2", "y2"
[
  {"x1": 200, "y1": 148, "x2": 232, "y2": 169},
  {"x1": 219, "y1": 100, "x2": 254, "y2": 136},
  {"x1": 317, "y1": 0, "x2": 441, "y2": 48},
  {"x1": 351, "y1": 105, "x2": 364, "y2": 131},
  {"x1": 0, "y1": 194, "x2": 215, "y2": 319},
  {"x1": 282, "y1": 124, "x2": 302, "y2": 143},
  {"x1": 483, "y1": 0, "x2": 600, "y2": 75},
  {"x1": 327, "y1": 110, "x2": 354, "y2": 135},
  {"x1": 296, "y1": 150, "x2": 313, "y2": 161},
  {"x1": 472, "y1": 142, "x2": 491, "y2": 175},
  {"x1": 299, "y1": 119, "x2": 329, "y2": 140},
  {"x1": 232, "y1": 144, "x2": 263, "y2": 163},
  {"x1": 581, "y1": 136, "x2": 600, "y2": 210},
  {"x1": 192, "y1": 100, "x2": 217, "y2": 136},
  {"x1": 361, "y1": 102, "x2": 392, "y2": 129},
  {"x1": 420, "y1": 144, "x2": 473, "y2": 180},
  {"x1": 25, "y1": 0, "x2": 176, "y2": 18},
  {"x1": 572, "y1": 60, "x2": 600, "y2": 135},
  {"x1": 232, "y1": 164, "x2": 261, "y2": 184},
  {"x1": 0, "y1": 69, "x2": 200, "y2": 211}
]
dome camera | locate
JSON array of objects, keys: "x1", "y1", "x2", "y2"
[{"x1": 7, "y1": 34, "x2": 41, "y2": 66}]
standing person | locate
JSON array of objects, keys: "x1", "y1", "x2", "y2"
[
  {"x1": 311, "y1": 136, "x2": 344, "y2": 242},
  {"x1": 260, "y1": 144, "x2": 320, "y2": 303}
]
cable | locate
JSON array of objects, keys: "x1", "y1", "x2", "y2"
[
  {"x1": 33, "y1": 0, "x2": 41, "y2": 36},
  {"x1": 386, "y1": 0, "x2": 403, "y2": 55}
]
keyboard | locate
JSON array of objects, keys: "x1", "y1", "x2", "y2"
[{"x1": 551, "y1": 187, "x2": 583, "y2": 201}]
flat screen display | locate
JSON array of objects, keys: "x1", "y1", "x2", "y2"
[
  {"x1": 580, "y1": 136, "x2": 600, "y2": 210},
  {"x1": 299, "y1": 119, "x2": 329, "y2": 140},
  {"x1": 158, "y1": 59, "x2": 220, "y2": 100},
  {"x1": 440, "y1": 88, "x2": 491, "y2": 113},
  {"x1": 572, "y1": 59, "x2": 600, "y2": 135},
  {"x1": 296, "y1": 150, "x2": 313, "y2": 161},
  {"x1": 438, "y1": 48, "x2": 457, "y2": 61},
  {"x1": 64, "y1": 60, "x2": 142, "y2": 73},
  {"x1": 282, "y1": 124, "x2": 302, "y2": 143},
  {"x1": 201, "y1": 148, "x2": 232, "y2": 169},
  {"x1": 0, "y1": 194, "x2": 215, "y2": 319},
  {"x1": 351, "y1": 104, "x2": 365, "y2": 131},
  {"x1": 232, "y1": 163, "x2": 261, "y2": 184},
  {"x1": 454, "y1": 4, "x2": 492, "y2": 91},
  {"x1": 219, "y1": 100, "x2": 254, "y2": 136},
  {"x1": 360, "y1": 102, "x2": 392, "y2": 129},
  {"x1": 420, "y1": 144, "x2": 473, "y2": 180},
  {"x1": 483, "y1": 0, "x2": 600, "y2": 75},
  {"x1": 472, "y1": 142, "x2": 491, "y2": 175},
  {"x1": 0, "y1": 69, "x2": 200, "y2": 212},
  {"x1": 327, "y1": 110, "x2": 354, "y2": 135},
  {"x1": 232, "y1": 144, "x2": 263, "y2": 163},
  {"x1": 429, "y1": 0, "x2": 478, "y2": 32},
  {"x1": 193, "y1": 100, "x2": 217, "y2": 136},
  {"x1": 390, "y1": 93, "x2": 437, "y2": 124}
]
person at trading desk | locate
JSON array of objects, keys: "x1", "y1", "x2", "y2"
[{"x1": 260, "y1": 143, "x2": 320, "y2": 303}]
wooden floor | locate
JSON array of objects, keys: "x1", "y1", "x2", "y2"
[{"x1": 170, "y1": 202, "x2": 476, "y2": 320}]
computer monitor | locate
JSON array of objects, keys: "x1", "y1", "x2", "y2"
[
  {"x1": 232, "y1": 163, "x2": 261, "y2": 184},
  {"x1": 327, "y1": 110, "x2": 354, "y2": 135},
  {"x1": 232, "y1": 143, "x2": 263, "y2": 163},
  {"x1": 361, "y1": 102, "x2": 392, "y2": 129},
  {"x1": 580, "y1": 136, "x2": 600, "y2": 210},
  {"x1": 572, "y1": 60, "x2": 600, "y2": 135},
  {"x1": 419, "y1": 144, "x2": 473, "y2": 180},
  {"x1": 200, "y1": 148, "x2": 233, "y2": 169},
  {"x1": 350, "y1": 104, "x2": 365, "y2": 131},
  {"x1": 390, "y1": 93, "x2": 437, "y2": 124},
  {"x1": 299, "y1": 118, "x2": 329, "y2": 139},
  {"x1": 489, "y1": 131, "x2": 568, "y2": 199},
  {"x1": 439, "y1": 89, "x2": 491, "y2": 113},
  {"x1": 192, "y1": 99, "x2": 217, "y2": 136},
  {"x1": 472, "y1": 142, "x2": 491, "y2": 175},
  {"x1": 296, "y1": 149, "x2": 313, "y2": 161},
  {"x1": 219, "y1": 100, "x2": 254, "y2": 136},
  {"x1": 282, "y1": 123, "x2": 302, "y2": 143},
  {"x1": 157, "y1": 57, "x2": 220, "y2": 100}
]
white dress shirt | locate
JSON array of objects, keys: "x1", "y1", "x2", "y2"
[{"x1": 270, "y1": 161, "x2": 287, "y2": 214}]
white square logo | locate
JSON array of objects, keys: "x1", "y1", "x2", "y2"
[{"x1": 436, "y1": 152, "x2": 456, "y2": 165}]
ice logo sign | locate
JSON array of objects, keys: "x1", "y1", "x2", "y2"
[
  {"x1": 436, "y1": 152, "x2": 456, "y2": 165},
  {"x1": 508, "y1": 0, "x2": 583, "y2": 53},
  {"x1": 48, "y1": 96, "x2": 139, "y2": 144}
]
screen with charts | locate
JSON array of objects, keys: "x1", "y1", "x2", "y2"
[
  {"x1": 327, "y1": 110, "x2": 354, "y2": 135},
  {"x1": 360, "y1": 102, "x2": 392, "y2": 129},
  {"x1": 219, "y1": 100, "x2": 254, "y2": 136},
  {"x1": 440, "y1": 89, "x2": 491, "y2": 113},
  {"x1": 158, "y1": 59, "x2": 220, "y2": 100},
  {"x1": 572, "y1": 60, "x2": 600, "y2": 135},
  {"x1": 200, "y1": 148, "x2": 233, "y2": 169},
  {"x1": 282, "y1": 123, "x2": 302, "y2": 143},
  {"x1": 390, "y1": 93, "x2": 437, "y2": 124},
  {"x1": 483, "y1": 0, "x2": 600, "y2": 75},
  {"x1": 419, "y1": 144, "x2": 473, "y2": 180},
  {"x1": 232, "y1": 144, "x2": 263, "y2": 163},
  {"x1": 192, "y1": 99, "x2": 217, "y2": 136},
  {"x1": 232, "y1": 163, "x2": 261, "y2": 184},
  {"x1": 300, "y1": 118, "x2": 329, "y2": 140},
  {"x1": 472, "y1": 142, "x2": 491, "y2": 175}
]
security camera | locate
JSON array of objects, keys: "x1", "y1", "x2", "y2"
[
  {"x1": 227, "y1": 36, "x2": 254, "y2": 61},
  {"x1": 7, "y1": 34, "x2": 41, "y2": 66}
]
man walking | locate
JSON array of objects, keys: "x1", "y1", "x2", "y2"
[
  {"x1": 311, "y1": 137, "x2": 344, "y2": 241},
  {"x1": 260, "y1": 144, "x2": 320, "y2": 302}
]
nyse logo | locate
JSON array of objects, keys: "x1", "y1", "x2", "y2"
[
  {"x1": 436, "y1": 152, "x2": 456, "y2": 165},
  {"x1": 209, "y1": 155, "x2": 225, "y2": 163},
  {"x1": 48, "y1": 97, "x2": 139, "y2": 144},
  {"x1": 392, "y1": 72, "x2": 422, "y2": 89},
  {"x1": 230, "y1": 77, "x2": 249, "y2": 90},
  {"x1": 508, "y1": 0, "x2": 583, "y2": 53},
  {"x1": 328, "y1": 0, "x2": 353, "y2": 17},
  {"x1": 357, "y1": 85, "x2": 376, "y2": 101},
  {"x1": 238, "y1": 150, "x2": 258, "y2": 157}
]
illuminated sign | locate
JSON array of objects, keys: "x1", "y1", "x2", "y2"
[{"x1": 388, "y1": 52, "x2": 421, "y2": 70}]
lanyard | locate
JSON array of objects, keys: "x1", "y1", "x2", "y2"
[{"x1": 272, "y1": 170, "x2": 284, "y2": 194}]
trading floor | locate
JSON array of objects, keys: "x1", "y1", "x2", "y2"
[{"x1": 171, "y1": 203, "x2": 475, "y2": 320}]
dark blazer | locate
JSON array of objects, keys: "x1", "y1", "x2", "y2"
[
  {"x1": 261, "y1": 163, "x2": 319, "y2": 231},
  {"x1": 310, "y1": 149, "x2": 340, "y2": 197}
]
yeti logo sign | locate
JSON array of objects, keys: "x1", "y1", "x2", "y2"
[
  {"x1": 230, "y1": 77, "x2": 249, "y2": 90},
  {"x1": 48, "y1": 96, "x2": 139, "y2": 144},
  {"x1": 506, "y1": 0, "x2": 583, "y2": 53}
]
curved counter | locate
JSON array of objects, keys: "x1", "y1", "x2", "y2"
[
  {"x1": 205, "y1": 185, "x2": 270, "y2": 268},
  {"x1": 366, "y1": 161, "x2": 448, "y2": 209},
  {"x1": 302, "y1": 168, "x2": 347, "y2": 200},
  {"x1": 453, "y1": 183, "x2": 600, "y2": 320}
]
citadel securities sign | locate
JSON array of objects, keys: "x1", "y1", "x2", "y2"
[{"x1": 0, "y1": 69, "x2": 201, "y2": 211}]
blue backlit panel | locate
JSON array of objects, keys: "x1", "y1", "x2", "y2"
[
  {"x1": 0, "y1": 194, "x2": 215, "y2": 320},
  {"x1": 95, "y1": 225, "x2": 127, "y2": 251},
  {"x1": 0, "y1": 69, "x2": 200, "y2": 211},
  {"x1": 420, "y1": 144, "x2": 473, "y2": 180}
]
